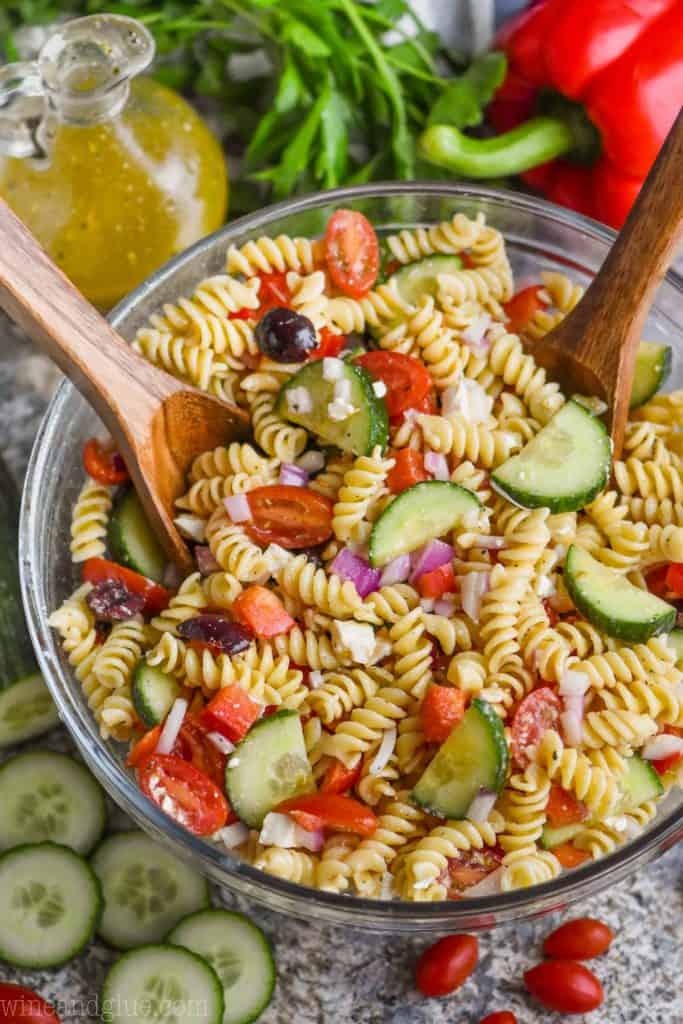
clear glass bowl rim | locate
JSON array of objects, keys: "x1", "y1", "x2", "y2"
[{"x1": 20, "y1": 181, "x2": 683, "y2": 932}]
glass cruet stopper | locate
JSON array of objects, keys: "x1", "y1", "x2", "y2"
[{"x1": 0, "y1": 14, "x2": 155, "y2": 158}]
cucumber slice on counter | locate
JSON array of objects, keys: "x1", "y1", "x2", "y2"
[
  {"x1": 387, "y1": 254, "x2": 463, "y2": 306},
  {"x1": 92, "y1": 831, "x2": 209, "y2": 950},
  {"x1": 0, "y1": 751, "x2": 105, "y2": 855},
  {"x1": 565, "y1": 545, "x2": 676, "y2": 642},
  {"x1": 108, "y1": 486, "x2": 166, "y2": 583},
  {"x1": 132, "y1": 661, "x2": 182, "y2": 727},
  {"x1": 0, "y1": 455, "x2": 58, "y2": 748},
  {"x1": 225, "y1": 710, "x2": 314, "y2": 828},
  {"x1": 102, "y1": 945, "x2": 224, "y2": 1024},
  {"x1": 412, "y1": 699, "x2": 509, "y2": 819},
  {"x1": 276, "y1": 359, "x2": 388, "y2": 456},
  {"x1": 540, "y1": 823, "x2": 585, "y2": 850},
  {"x1": 369, "y1": 480, "x2": 481, "y2": 567},
  {"x1": 492, "y1": 400, "x2": 611, "y2": 513},
  {"x1": 666, "y1": 627, "x2": 683, "y2": 665},
  {"x1": 617, "y1": 753, "x2": 664, "y2": 811},
  {"x1": 0, "y1": 842, "x2": 102, "y2": 968},
  {"x1": 630, "y1": 341, "x2": 672, "y2": 409},
  {"x1": 169, "y1": 909, "x2": 276, "y2": 1024}
]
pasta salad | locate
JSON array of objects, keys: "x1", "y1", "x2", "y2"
[{"x1": 50, "y1": 207, "x2": 683, "y2": 901}]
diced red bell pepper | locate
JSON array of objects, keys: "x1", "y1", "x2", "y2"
[
  {"x1": 82, "y1": 558, "x2": 171, "y2": 616},
  {"x1": 232, "y1": 585, "x2": 295, "y2": 638},
  {"x1": 387, "y1": 449, "x2": 430, "y2": 494},
  {"x1": 199, "y1": 685, "x2": 262, "y2": 743},
  {"x1": 503, "y1": 285, "x2": 548, "y2": 333},
  {"x1": 275, "y1": 793, "x2": 378, "y2": 836},
  {"x1": 416, "y1": 562, "x2": 456, "y2": 599},
  {"x1": 310, "y1": 327, "x2": 347, "y2": 360},
  {"x1": 320, "y1": 758, "x2": 362, "y2": 795},
  {"x1": 553, "y1": 843, "x2": 591, "y2": 870},
  {"x1": 546, "y1": 784, "x2": 589, "y2": 828},
  {"x1": 421, "y1": 684, "x2": 467, "y2": 744},
  {"x1": 231, "y1": 270, "x2": 292, "y2": 320},
  {"x1": 665, "y1": 563, "x2": 683, "y2": 596},
  {"x1": 83, "y1": 437, "x2": 129, "y2": 485},
  {"x1": 127, "y1": 725, "x2": 162, "y2": 767}
]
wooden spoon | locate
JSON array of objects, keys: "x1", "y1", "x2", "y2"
[
  {"x1": 0, "y1": 197, "x2": 249, "y2": 573},
  {"x1": 528, "y1": 110, "x2": 683, "y2": 459}
]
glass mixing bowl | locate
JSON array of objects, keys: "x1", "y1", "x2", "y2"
[{"x1": 20, "y1": 184, "x2": 683, "y2": 933}]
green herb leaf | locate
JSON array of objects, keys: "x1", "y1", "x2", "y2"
[{"x1": 428, "y1": 51, "x2": 507, "y2": 129}]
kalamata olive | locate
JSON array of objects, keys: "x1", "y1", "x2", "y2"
[
  {"x1": 177, "y1": 613, "x2": 253, "y2": 654},
  {"x1": 87, "y1": 580, "x2": 145, "y2": 621},
  {"x1": 255, "y1": 307, "x2": 317, "y2": 363}
]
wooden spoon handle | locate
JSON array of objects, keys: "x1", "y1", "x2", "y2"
[
  {"x1": 556, "y1": 109, "x2": 683, "y2": 363},
  {"x1": 0, "y1": 197, "x2": 177, "y2": 428}
]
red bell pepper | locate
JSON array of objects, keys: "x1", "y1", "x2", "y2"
[
  {"x1": 232, "y1": 585, "x2": 295, "y2": 638},
  {"x1": 82, "y1": 557, "x2": 171, "y2": 616},
  {"x1": 421, "y1": 684, "x2": 467, "y2": 743},
  {"x1": 199, "y1": 685, "x2": 261, "y2": 743},
  {"x1": 419, "y1": 0, "x2": 683, "y2": 228},
  {"x1": 275, "y1": 793, "x2": 378, "y2": 836}
]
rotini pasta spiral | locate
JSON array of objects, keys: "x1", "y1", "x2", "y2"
[
  {"x1": 205, "y1": 509, "x2": 269, "y2": 583},
  {"x1": 417, "y1": 412, "x2": 521, "y2": 468},
  {"x1": 305, "y1": 666, "x2": 391, "y2": 725},
  {"x1": 399, "y1": 812, "x2": 505, "y2": 901},
  {"x1": 383, "y1": 211, "x2": 485, "y2": 264},
  {"x1": 93, "y1": 615, "x2": 148, "y2": 691},
  {"x1": 580, "y1": 709, "x2": 658, "y2": 751},
  {"x1": 535, "y1": 730, "x2": 620, "y2": 816},
  {"x1": 226, "y1": 234, "x2": 316, "y2": 277},
  {"x1": 332, "y1": 447, "x2": 394, "y2": 544},
  {"x1": 347, "y1": 794, "x2": 427, "y2": 896},
  {"x1": 70, "y1": 479, "x2": 112, "y2": 563},
  {"x1": 276, "y1": 554, "x2": 363, "y2": 618},
  {"x1": 150, "y1": 573, "x2": 207, "y2": 635},
  {"x1": 389, "y1": 607, "x2": 433, "y2": 698}
]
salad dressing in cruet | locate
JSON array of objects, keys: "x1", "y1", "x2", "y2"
[{"x1": 0, "y1": 14, "x2": 227, "y2": 308}]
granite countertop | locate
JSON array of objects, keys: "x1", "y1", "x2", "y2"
[{"x1": 1, "y1": 327, "x2": 681, "y2": 1024}]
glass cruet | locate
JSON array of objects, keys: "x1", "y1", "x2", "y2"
[{"x1": 0, "y1": 14, "x2": 228, "y2": 309}]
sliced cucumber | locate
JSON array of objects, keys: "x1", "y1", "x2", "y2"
[
  {"x1": 617, "y1": 753, "x2": 664, "y2": 812},
  {"x1": 412, "y1": 699, "x2": 509, "y2": 819},
  {"x1": 540, "y1": 823, "x2": 584, "y2": 850},
  {"x1": 169, "y1": 909, "x2": 276, "y2": 1024},
  {"x1": 565, "y1": 545, "x2": 676, "y2": 642},
  {"x1": 630, "y1": 341, "x2": 672, "y2": 409},
  {"x1": 492, "y1": 400, "x2": 611, "y2": 513},
  {"x1": 102, "y1": 944, "x2": 224, "y2": 1024},
  {"x1": 108, "y1": 486, "x2": 166, "y2": 583},
  {"x1": 369, "y1": 480, "x2": 480, "y2": 567},
  {"x1": 276, "y1": 360, "x2": 388, "y2": 456},
  {"x1": 0, "y1": 751, "x2": 106, "y2": 855},
  {"x1": 91, "y1": 831, "x2": 209, "y2": 950},
  {"x1": 133, "y1": 662, "x2": 182, "y2": 727},
  {"x1": 387, "y1": 254, "x2": 463, "y2": 306},
  {"x1": 667, "y1": 627, "x2": 683, "y2": 666},
  {"x1": 226, "y1": 710, "x2": 314, "y2": 829},
  {"x1": 0, "y1": 842, "x2": 101, "y2": 967},
  {"x1": 0, "y1": 671, "x2": 59, "y2": 748}
]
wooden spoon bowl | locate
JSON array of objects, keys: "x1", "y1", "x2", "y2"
[{"x1": 0, "y1": 198, "x2": 249, "y2": 573}]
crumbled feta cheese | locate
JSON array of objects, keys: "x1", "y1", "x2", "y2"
[
  {"x1": 264, "y1": 543, "x2": 293, "y2": 575},
  {"x1": 309, "y1": 670, "x2": 324, "y2": 689},
  {"x1": 536, "y1": 574, "x2": 556, "y2": 598},
  {"x1": 328, "y1": 398, "x2": 357, "y2": 421},
  {"x1": 287, "y1": 386, "x2": 313, "y2": 414},
  {"x1": 322, "y1": 357, "x2": 344, "y2": 381},
  {"x1": 372, "y1": 380, "x2": 387, "y2": 398},
  {"x1": 334, "y1": 377, "x2": 353, "y2": 403},
  {"x1": 443, "y1": 378, "x2": 493, "y2": 423},
  {"x1": 332, "y1": 620, "x2": 376, "y2": 663},
  {"x1": 370, "y1": 635, "x2": 392, "y2": 664}
]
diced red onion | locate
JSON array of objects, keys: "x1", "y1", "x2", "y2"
[
  {"x1": 379, "y1": 554, "x2": 411, "y2": 586},
  {"x1": 410, "y1": 540, "x2": 454, "y2": 582},
  {"x1": 461, "y1": 571, "x2": 490, "y2": 623},
  {"x1": 561, "y1": 699, "x2": 584, "y2": 748},
  {"x1": 224, "y1": 493, "x2": 252, "y2": 523},
  {"x1": 279, "y1": 462, "x2": 309, "y2": 487},
  {"x1": 559, "y1": 669, "x2": 590, "y2": 698},
  {"x1": 466, "y1": 788, "x2": 498, "y2": 823},
  {"x1": 642, "y1": 734, "x2": 683, "y2": 761},
  {"x1": 259, "y1": 812, "x2": 324, "y2": 853},
  {"x1": 462, "y1": 314, "x2": 492, "y2": 352},
  {"x1": 467, "y1": 534, "x2": 505, "y2": 550},
  {"x1": 424, "y1": 451, "x2": 449, "y2": 481},
  {"x1": 162, "y1": 563, "x2": 183, "y2": 589},
  {"x1": 207, "y1": 731, "x2": 236, "y2": 756},
  {"x1": 369, "y1": 727, "x2": 396, "y2": 776},
  {"x1": 297, "y1": 450, "x2": 325, "y2": 473},
  {"x1": 330, "y1": 548, "x2": 381, "y2": 597},
  {"x1": 195, "y1": 546, "x2": 221, "y2": 576},
  {"x1": 433, "y1": 596, "x2": 457, "y2": 616},
  {"x1": 215, "y1": 822, "x2": 250, "y2": 849},
  {"x1": 156, "y1": 697, "x2": 188, "y2": 755},
  {"x1": 463, "y1": 866, "x2": 503, "y2": 897}
]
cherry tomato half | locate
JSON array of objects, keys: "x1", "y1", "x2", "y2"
[
  {"x1": 83, "y1": 437, "x2": 129, "y2": 485},
  {"x1": 320, "y1": 758, "x2": 362, "y2": 795},
  {"x1": 325, "y1": 210, "x2": 379, "y2": 298},
  {"x1": 503, "y1": 285, "x2": 548, "y2": 333},
  {"x1": 511, "y1": 687, "x2": 562, "y2": 767},
  {"x1": 311, "y1": 326, "x2": 347, "y2": 360},
  {"x1": 415, "y1": 934, "x2": 479, "y2": 997},
  {"x1": 82, "y1": 558, "x2": 171, "y2": 617},
  {"x1": 480, "y1": 1013, "x2": 517, "y2": 1024},
  {"x1": 448, "y1": 846, "x2": 503, "y2": 896},
  {"x1": 244, "y1": 485, "x2": 334, "y2": 549},
  {"x1": 543, "y1": 918, "x2": 615, "y2": 961},
  {"x1": 0, "y1": 983, "x2": 60, "y2": 1024},
  {"x1": 176, "y1": 716, "x2": 228, "y2": 789},
  {"x1": 355, "y1": 351, "x2": 432, "y2": 420},
  {"x1": 546, "y1": 784, "x2": 589, "y2": 828},
  {"x1": 138, "y1": 753, "x2": 229, "y2": 836},
  {"x1": 230, "y1": 271, "x2": 292, "y2": 320},
  {"x1": 524, "y1": 960, "x2": 604, "y2": 1013}
]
